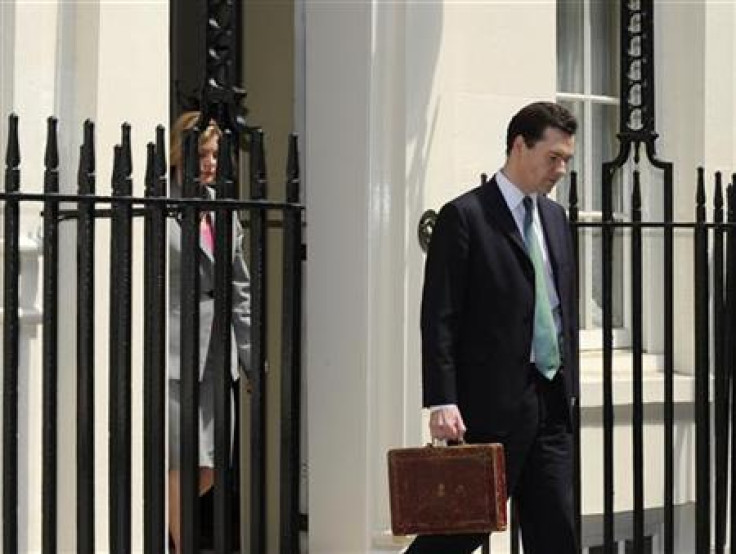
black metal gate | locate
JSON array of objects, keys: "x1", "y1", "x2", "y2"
[
  {"x1": 1, "y1": 113, "x2": 304, "y2": 554},
  {"x1": 563, "y1": 165, "x2": 736, "y2": 554}
]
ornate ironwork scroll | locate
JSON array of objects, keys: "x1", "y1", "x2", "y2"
[
  {"x1": 595, "y1": 3, "x2": 675, "y2": 554},
  {"x1": 620, "y1": 0, "x2": 655, "y2": 142},
  {"x1": 199, "y1": 1, "x2": 247, "y2": 137}
]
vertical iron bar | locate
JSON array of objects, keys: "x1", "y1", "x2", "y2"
[
  {"x1": 568, "y1": 171, "x2": 582, "y2": 554},
  {"x1": 108, "y1": 145, "x2": 121, "y2": 550},
  {"x1": 144, "y1": 127, "x2": 168, "y2": 554},
  {"x1": 664, "y1": 165, "x2": 675, "y2": 554},
  {"x1": 109, "y1": 123, "x2": 134, "y2": 553},
  {"x1": 3, "y1": 113, "x2": 20, "y2": 554},
  {"x1": 42, "y1": 116, "x2": 60, "y2": 554},
  {"x1": 728, "y1": 182, "x2": 736, "y2": 554},
  {"x1": 249, "y1": 128, "x2": 268, "y2": 554},
  {"x1": 214, "y1": 131, "x2": 235, "y2": 554},
  {"x1": 180, "y1": 129, "x2": 201, "y2": 554},
  {"x1": 280, "y1": 134, "x2": 303, "y2": 554},
  {"x1": 631, "y1": 170, "x2": 644, "y2": 553},
  {"x1": 77, "y1": 119, "x2": 96, "y2": 554},
  {"x1": 601, "y1": 158, "x2": 615, "y2": 554},
  {"x1": 713, "y1": 173, "x2": 727, "y2": 554},
  {"x1": 598, "y1": 138, "x2": 631, "y2": 553},
  {"x1": 143, "y1": 142, "x2": 155, "y2": 551},
  {"x1": 694, "y1": 168, "x2": 711, "y2": 554},
  {"x1": 645, "y1": 142, "x2": 674, "y2": 554},
  {"x1": 154, "y1": 127, "x2": 168, "y2": 541}
]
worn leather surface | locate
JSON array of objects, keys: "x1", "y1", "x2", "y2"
[{"x1": 388, "y1": 443, "x2": 507, "y2": 536}]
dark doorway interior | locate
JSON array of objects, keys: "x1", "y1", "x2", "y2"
[{"x1": 169, "y1": 3, "x2": 245, "y2": 552}]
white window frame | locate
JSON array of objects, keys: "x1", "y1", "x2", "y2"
[{"x1": 555, "y1": 0, "x2": 631, "y2": 351}]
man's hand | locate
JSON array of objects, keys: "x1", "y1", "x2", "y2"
[{"x1": 429, "y1": 405, "x2": 467, "y2": 441}]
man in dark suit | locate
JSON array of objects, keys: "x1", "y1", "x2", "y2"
[{"x1": 406, "y1": 102, "x2": 579, "y2": 554}]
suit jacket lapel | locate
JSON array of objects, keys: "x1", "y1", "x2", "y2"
[{"x1": 480, "y1": 177, "x2": 530, "y2": 262}]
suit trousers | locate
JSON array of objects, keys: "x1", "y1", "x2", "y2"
[{"x1": 405, "y1": 368, "x2": 577, "y2": 554}]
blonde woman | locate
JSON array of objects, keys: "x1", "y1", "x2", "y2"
[{"x1": 168, "y1": 111, "x2": 251, "y2": 552}]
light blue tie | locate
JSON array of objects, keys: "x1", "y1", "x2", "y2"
[{"x1": 522, "y1": 196, "x2": 560, "y2": 380}]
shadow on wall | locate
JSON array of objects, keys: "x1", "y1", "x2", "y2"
[
  {"x1": 406, "y1": 2, "x2": 443, "y2": 224},
  {"x1": 404, "y1": 2, "x2": 443, "y2": 442}
]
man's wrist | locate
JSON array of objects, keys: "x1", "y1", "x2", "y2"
[{"x1": 429, "y1": 404, "x2": 458, "y2": 412}]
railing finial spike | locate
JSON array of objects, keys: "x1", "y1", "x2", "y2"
[
  {"x1": 154, "y1": 125, "x2": 167, "y2": 197},
  {"x1": 249, "y1": 128, "x2": 267, "y2": 199},
  {"x1": 286, "y1": 134, "x2": 300, "y2": 203},
  {"x1": 256, "y1": 128, "x2": 267, "y2": 181},
  {"x1": 6, "y1": 113, "x2": 20, "y2": 169},
  {"x1": 632, "y1": 169, "x2": 641, "y2": 212},
  {"x1": 145, "y1": 142, "x2": 155, "y2": 196},
  {"x1": 83, "y1": 119, "x2": 96, "y2": 174},
  {"x1": 697, "y1": 167, "x2": 706, "y2": 206},
  {"x1": 155, "y1": 125, "x2": 166, "y2": 177},
  {"x1": 715, "y1": 171, "x2": 723, "y2": 209},
  {"x1": 121, "y1": 122, "x2": 133, "y2": 178},
  {"x1": 569, "y1": 170, "x2": 578, "y2": 210},
  {"x1": 112, "y1": 144, "x2": 123, "y2": 195},
  {"x1": 45, "y1": 116, "x2": 59, "y2": 170},
  {"x1": 287, "y1": 133, "x2": 300, "y2": 181}
]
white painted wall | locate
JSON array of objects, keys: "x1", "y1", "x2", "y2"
[{"x1": 1, "y1": 1, "x2": 168, "y2": 552}]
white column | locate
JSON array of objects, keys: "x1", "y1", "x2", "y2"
[{"x1": 305, "y1": 1, "x2": 375, "y2": 551}]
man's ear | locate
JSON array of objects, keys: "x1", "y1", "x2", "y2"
[{"x1": 511, "y1": 135, "x2": 525, "y2": 155}]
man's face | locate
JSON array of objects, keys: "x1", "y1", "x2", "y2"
[{"x1": 513, "y1": 127, "x2": 575, "y2": 195}]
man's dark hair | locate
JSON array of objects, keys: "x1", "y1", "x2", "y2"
[{"x1": 505, "y1": 102, "x2": 577, "y2": 156}]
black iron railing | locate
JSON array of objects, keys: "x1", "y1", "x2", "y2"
[
  {"x1": 566, "y1": 166, "x2": 736, "y2": 554},
  {"x1": 1, "y1": 113, "x2": 305, "y2": 554}
]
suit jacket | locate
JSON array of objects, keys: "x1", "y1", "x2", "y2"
[
  {"x1": 421, "y1": 176, "x2": 579, "y2": 437},
  {"x1": 168, "y1": 184, "x2": 251, "y2": 382}
]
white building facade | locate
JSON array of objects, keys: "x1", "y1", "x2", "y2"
[{"x1": 2, "y1": 0, "x2": 736, "y2": 553}]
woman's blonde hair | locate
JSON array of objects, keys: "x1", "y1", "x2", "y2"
[{"x1": 169, "y1": 111, "x2": 221, "y2": 172}]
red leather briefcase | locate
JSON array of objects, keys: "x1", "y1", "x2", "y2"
[{"x1": 387, "y1": 442, "x2": 507, "y2": 536}]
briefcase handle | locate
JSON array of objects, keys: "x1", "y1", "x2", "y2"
[{"x1": 430, "y1": 438, "x2": 466, "y2": 447}]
